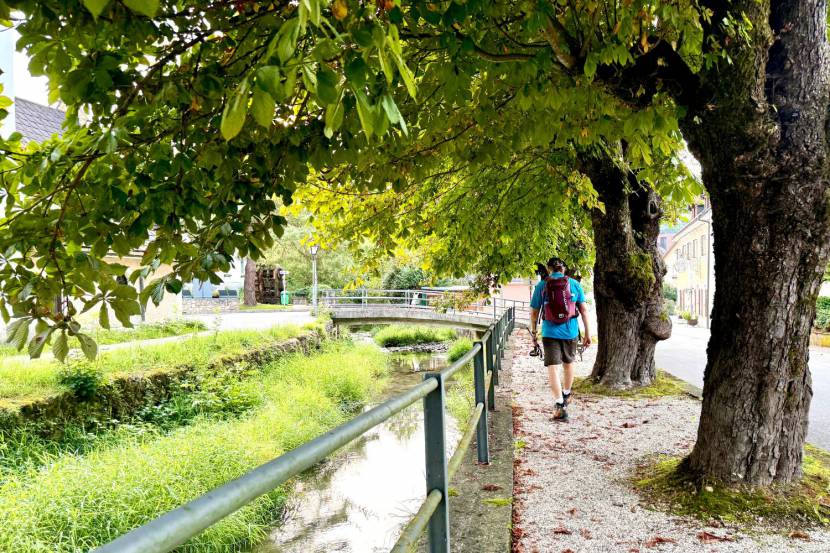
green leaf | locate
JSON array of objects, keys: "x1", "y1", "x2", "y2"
[
  {"x1": 28, "y1": 327, "x2": 53, "y2": 359},
  {"x1": 256, "y1": 66, "x2": 282, "y2": 98},
  {"x1": 52, "y1": 331, "x2": 69, "y2": 362},
  {"x1": 111, "y1": 299, "x2": 139, "y2": 327},
  {"x1": 99, "y1": 303, "x2": 110, "y2": 329},
  {"x1": 123, "y1": 0, "x2": 159, "y2": 17},
  {"x1": 82, "y1": 0, "x2": 110, "y2": 18},
  {"x1": 6, "y1": 318, "x2": 30, "y2": 351},
  {"x1": 381, "y1": 94, "x2": 407, "y2": 136},
  {"x1": 315, "y1": 66, "x2": 339, "y2": 105},
  {"x1": 76, "y1": 333, "x2": 98, "y2": 361},
  {"x1": 378, "y1": 48, "x2": 394, "y2": 85},
  {"x1": 251, "y1": 88, "x2": 276, "y2": 127},
  {"x1": 353, "y1": 89, "x2": 375, "y2": 139},
  {"x1": 324, "y1": 99, "x2": 345, "y2": 138},
  {"x1": 391, "y1": 52, "x2": 417, "y2": 99},
  {"x1": 164, "y1": 278, "x2": 183, "y2": 294},
  {"x1": 277, "y1": 19, "x2": 300, "y2": 63},
  {"x1": 221, "y1": 79, "x2": 250, "y2": 141}
]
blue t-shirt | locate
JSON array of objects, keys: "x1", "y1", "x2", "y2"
[{"x1": 530, "y1": 273, "x2": 585, "y2": 340}]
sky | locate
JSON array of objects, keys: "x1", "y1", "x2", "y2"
[{"x1": 1, "y1": 26, "x2": 50, "y2": 106}]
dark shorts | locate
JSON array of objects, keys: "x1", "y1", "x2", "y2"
[{"x1": 542, "y1": 337, "x2": 577, "y2": 365}]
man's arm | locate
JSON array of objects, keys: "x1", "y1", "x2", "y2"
[
  {"x1": 530, "y1": 307, "x2": 540, "y2": 337},
  {"x1": 578, "y1": 302, "x2": 592, "y2": 348}
]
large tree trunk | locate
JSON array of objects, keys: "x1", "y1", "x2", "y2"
[
  {"x1": 582, "y1": 155, "x2": 672, "y2": 389},
  {"x1": 243, "y1": 258, "x2": 257, "y2": 306},
  {"x1": 678, "y1": 0, "x2": 830, "y2": 485}
]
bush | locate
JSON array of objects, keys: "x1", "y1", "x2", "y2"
[
  {"x1": 382, "y1": 265, "x2": 426, "y2": 290},
  {"x1": 664, "y1": 299, "x2": 676, "y2": 316},
  {"x1": 57, "y1": 363, "x2": 104, "y2": 400},
  {"x1": 815, "y1": 297, "x2": 830, "y2": 331},
  {"x1": 661, "y1": 283, "x2": 678, "y2": 302},
  {"x1": 373, "y1": 325, "x2": 457, "y2": 347},
  {"x1": 447, "y1": 338, "x2": 474, "y2": 363}
]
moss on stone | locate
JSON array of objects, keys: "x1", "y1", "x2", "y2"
[
  {"x1": 572, "y1": 370, "x2": 690, "y2": 399},
  {"x1": 483, "y1": 497, "x2": 512, "y2": 507},
  {"x1": 633, "y1": 448, "x2": 830, "y2": 527}
]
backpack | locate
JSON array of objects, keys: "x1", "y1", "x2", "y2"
[{"x1": 542, "y1": 276, "x2": 576, "y2": 324}]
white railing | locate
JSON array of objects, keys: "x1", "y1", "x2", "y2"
[{"x1": 319, "y1": 288, "x2": 531, "y2": 324}]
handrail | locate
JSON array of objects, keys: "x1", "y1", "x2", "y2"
[{"x1": 94, "y1": 307, "x2": 517, "y2": 553}]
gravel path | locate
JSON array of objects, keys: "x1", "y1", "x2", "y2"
[{"x1": 509, "y1": 332, "x2": 830, "y2": 553}]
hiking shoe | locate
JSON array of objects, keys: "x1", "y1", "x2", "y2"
[
  {"x1": 553, "y1": 402, "x2": 569, "y2": 422},
  {"x1": 563, "y1": 391, "x2": 572, "y2": 407}
]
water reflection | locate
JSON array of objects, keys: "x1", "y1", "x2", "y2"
[{"x1": 256, "y1": 351, "x2": 461, "y2": 553}]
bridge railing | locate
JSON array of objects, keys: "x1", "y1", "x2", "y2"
[
  {"x1": 321, "y1": 288, "x2": 532, "y2": 325},
  {"x1": 94, "y1": 307, "x2": 517, "y2": 553}
]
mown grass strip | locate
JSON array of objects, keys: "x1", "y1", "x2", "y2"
[
  {"x1": 0, "y1": 324, "x2": 305, "y2": 409},
  {"x1": 0, "y1": 342, "x2": 388, "y2": 552}
]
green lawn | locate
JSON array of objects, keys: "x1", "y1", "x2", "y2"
[
  {"x1": 0, "y1": 324, "x2": 303, "y2": 409},
  {"x1": 0, "y1": 342, "x2": 388, "y2": 552},
  {"x1": 0, "y1": 320, "x2": 208, "y2": 360}
]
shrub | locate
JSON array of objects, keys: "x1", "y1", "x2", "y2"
[
  {"x1": 815, "y1": 297, "x2": 830, "y2": 331},
  {"x1": 373, "y1": 325, "x2": 457, "y2": 347},
  {"x1": 661, "y1": 283, "x2": 678, "y2": 302},
  {"x1": 447, "y1": 338, "x2": 474, "y2": 363},
  {"x1": 57, "y1": 363, "x2": 104, "y2": 400}
]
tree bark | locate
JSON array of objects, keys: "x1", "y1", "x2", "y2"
[
  {"x1": 677, "y1": 0, "x2": 830, "y2": 485},
  {"x1": 243, "y1": 258, "x2": 257, "y2": 306},
  {"x1": 581, "y1": 155, "x2": 672, "y2": 389}
]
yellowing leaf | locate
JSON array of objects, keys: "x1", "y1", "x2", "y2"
[{"x1": 221, "y1": 79, "x2": 250, "y2": 140}]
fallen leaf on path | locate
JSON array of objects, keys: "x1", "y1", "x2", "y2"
[
  {"x1": 697, "y1": 531, "x2": 734, "y2": 543},
  {"x1": 552, "y1": 527, "x2": 573, "y2": 535},
  {"x1": 580, "y1": 528, "x2": 593, "y2": 539},
  {"x1": 644, "y1": 536, "x2": 677, "y2": 548},
  {"x1": 788, "y1": 531, "x2": 810, "y2": 540},
  {"x1": 567, "y1": 507, "x2": 578, "y2": 516},
  {"x1": 621, "y1": 422, "x2": 638, "y2": 428},
  {"x1": 561, "y1": 549, "x2": 576, "y2": 553},
  {"x1": 481, "y1": 484, "x2": 502, "y2": 491}
]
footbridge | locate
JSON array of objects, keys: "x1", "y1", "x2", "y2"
[{"x1": 321, "y1": 289, "x2": 531, "y2": 331}]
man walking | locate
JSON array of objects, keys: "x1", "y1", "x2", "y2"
[{"x1": 530, "y1": 257, "x2": 591, "y2": 421}]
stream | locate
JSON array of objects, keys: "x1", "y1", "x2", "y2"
[{"x1": 255, "y1": 346, "x2": 462, "y2": 552}]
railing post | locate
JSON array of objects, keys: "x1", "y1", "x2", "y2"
[
  {"x1": 473, "y1": 345, "x2": 490, "y2": 464},
  {"x1": 486, "y1": 331, "x2": 496, "y2": 410},
  {"x1": 423, "y1": 373, "x2": 450, "y2": 553}
]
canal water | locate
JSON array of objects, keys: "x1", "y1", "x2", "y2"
[{"x1": 255, "y1": 346, "x2": 463, "y2": 553}]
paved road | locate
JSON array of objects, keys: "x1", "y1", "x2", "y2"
[{"x1": 656, "y1": 320, "x2": 830, "y2": 449}]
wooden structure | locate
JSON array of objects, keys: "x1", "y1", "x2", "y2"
[{"x1": 255, "y1": 266, "x2": 284, "y2": 304}]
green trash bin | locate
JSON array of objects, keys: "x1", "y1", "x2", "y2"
[{"x1": 280, "y1": 290, "x2": 290, "y2": 305}]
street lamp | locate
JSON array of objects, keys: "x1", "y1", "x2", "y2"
[{"x1": 310, "y1": 244, "x2": 319, "y2": 315}]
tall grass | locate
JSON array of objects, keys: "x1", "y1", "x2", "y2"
[
  {"x1": 373, "y1": 325, "x2": 457, "y2": 347},
  {"x1": 0, "y1": 342, "x2": 387, "y2": 552},
  {"x1": 446, "y1": 337, "x2": 474, "y2": 363},
  {"x1": 0, "y1": 324, "x2": 302, "y2": 409},
  {"x1": 445, "y1": 337, "x2": 476, "y2": 425}
]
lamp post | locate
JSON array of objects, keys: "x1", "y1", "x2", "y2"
[{"x1": 310, "y1": 244, "x2": 319, "y2": 315}]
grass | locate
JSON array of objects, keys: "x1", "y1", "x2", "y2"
[
  {"x1": 0, "y1": 320, "x2": 207, "y2": 360},
  {"x1": 572, "y1": 370, "x2": 690, "y2": 399},
  {"x1": 373, "y1": 324, "x2": 457, "y2": 347},
  {"x1": 483, "y1": 497, "x2": 512, "y2": 507},
  {"x1": 0, "y1": 324, "x2": 304, "y2": 409},
  {"x1": 447, "y1": 337, "x2": 474, "y2": 363},
  {"x1": 0, "y1": 342, "x2": 388, "y2": 552},
  {"x1": 633, "y1": 445, "x2": 830, "y2": 527}
]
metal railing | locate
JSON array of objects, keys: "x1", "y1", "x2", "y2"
[
  {"x1": 94, "y1": 307, "x2": 517, "y2": 553},
  {"x1": 321, "y1": 288, "x2": 531, "y2": 325}
]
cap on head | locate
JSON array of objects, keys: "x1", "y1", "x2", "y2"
[{"x1": 547, "y1": 257, "x2": 566, "y2": 271}]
